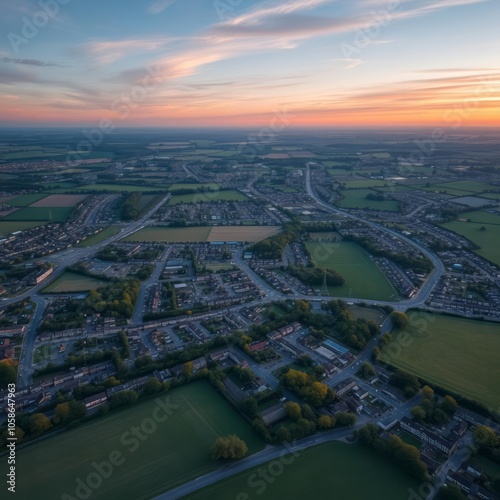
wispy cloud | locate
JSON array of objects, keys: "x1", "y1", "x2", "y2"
[
  {"x1": 0, "y1": 57, "x2": 68, "y2": 68},
  {"x1": 148, "y1": 0, "x2": 177, "y2": 15},
  {"x1": 335, "y1": 58, "x2": 365, "y2": 69}
]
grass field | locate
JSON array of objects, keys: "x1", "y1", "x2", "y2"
[
  {"x1": 190, "y1": 442, "x2": 419, "y2": 500},
  {"x1": 168, "y1": 190, "x2": 248, "y2": 205},
  {"x1": 75, "y1": 184, "x2": 166, "y2": 192},
  {"x1": 306, "y1": 241, "x2": 397, "y2": 300},
  {"x1": 2, "y1": 207, "x2": 73, "y2": 222},
  {"x1": 441, "y1": 211, "x2": 500, "y2": 266},
  {"x1": 337, "y1": 189, "x2": 400, "y2": 211},
  {"x1": 31, "y1": 194, "x2": 88, "y2": 207},
  {"x1": 435, "y1": 181, "x2": 495, "y2": 193},
  {"x1": 123, "y1": 226, "x2": 281, "y2": 243},
  {"x1": 380, "y1": 312, "x2": 500, "y2": 410},
  {"x1": 12, "y1": 382, "x2": 263, "y2": 500},
  {"x1": 77, "y1": 226, "x2": 122, "y2": 247},
  {"x1": 341, "y1": 179, "x2": 392, "y2": 189},
  {"x1": 8, "y1": 194, "x2": 47, "y2": 206},
  {"x1": 42, "y1": 272, "x2": 109, "y2": 293},
  {"x1": 0, "y1": 221, "x2": 46, "y2": 234},
  {"x1": 169, "y1": 183, "x2": 220, "y2": 191}
]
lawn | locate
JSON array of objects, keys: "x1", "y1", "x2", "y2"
[
  {"x1": 341, "y1": 179, "x2": 392, "y2": 189},
  {"x1": 441, "y1": 211, "x2": 500, "y2": 266},
  {"x1": 306, "y1": 241, "x2": 398, "y2": 301},
  {"x1": 337, "y1": 189, "x2": 401, "y2": 212},
  {"x1": 189, "y1": 442, "x2": 420, "y2": 500},
  {"x1": 123, "y1": 226, "x2": 280, "y2": 243},
  {"x1": 168, "y1": 183, "x2": 220, "y2": 191},
  {"x1": 8, "y1": 194, "x2": 48, "y2": 206},
  {"x1": 168, "y1": 190, "x2": 248, "y2": 205},
  {"x1": 74, "y1": 184, "x2": 167, "y2": 192},
  {"x1": 12, "y1": 382, "x2": 263, "y2": 500},
  {"x1": 380, "y1": 312, "x2": 500, "y2": 410},
  {"x1": 0, "y1": 221, "x2": 47, "y2": 234},
  {"x1": 41, "y1": 272, "x2": 109, "y2": 293},
  {"x1": 2, "y1": 207, "x2": 73, "y2": 222},
  {"x1": 77, "y1": 226, "x2": 122, "y2": 247},
  {"x1": 123, "y1": 226, "x2": 213, "y2": 243}
]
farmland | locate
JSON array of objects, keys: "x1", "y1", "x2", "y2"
[
  {"x1": 0, "y1": 221, "x2": 46, "y2": 235},
  {"x1": 8, "y1": 194, "x2": 47, "y2": 206},
  {"x1": 13, "y1": 382, "x2": 263, "y2": 500},
  {"x1": 380, "y1": 312, "x2": 500, "y2": 410},
  {"x1": 337, "y1": 189, "x2": 401, "y2": 211},
  {"x1": 31, "y1": 194, "x2": 88, "y2": 207},
  {"x1": 72, "y1": 184, "x2": 167, "y2": 193},
  {"x1": 340, "y1": 179, "x2": 392, "y2": 189},
  {"x1": 441, "y1": 211, "x2": 500, "y2": 266},
  {"x1": 41, "y1": 272, "x2": 109, "y2": 293},
  {"x1": 306, "y1": 241, "x2": 397, "y2": 300},
  {"x1": 190, "y1": 442, "x2": 419, "y2": 500},
  {"x1": 168, "y1": 190, "x2": 248, "y2": 205},
  {"x1": 2, "y1": 207, "x2": 73, "y2": 222},
  {"x1": 168, "y1": 183, "x2": 220, "y2": 191},
  {"x1": 123, "y1": 226, "x2": 281, "y2": 243}
]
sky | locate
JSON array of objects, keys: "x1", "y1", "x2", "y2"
[{"x1": 0, "y1": 0, "x2": 499, "y2": 128}]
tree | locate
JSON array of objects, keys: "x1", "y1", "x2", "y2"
[
  {"x1": 212, "y1": 435, "x2": 248, "y2": 461},
  {"x1": 411, "y1": 406, "x2": 426, "y2": 423},
  {"x1": 0, "y1": 360, "x2": 17, "y2": 389},
  {"x1": 284, "y1": 401, "x2": 302, "y2": 421},
  {"x1": 240, "y1": 397, "x2": 258, "y2": 419},
  {"x1": 110, "y1": 390, "x2": 138, "y2": 409},
  {"x1": 143, "y1": 377, "x2": 162, "y2": 395},
  {"x1": 390, "y1": 311, "x2": 409, "y2": 329},
  {"x1": 28, "y1": 413, "x2": 52, "y2": 434},
  {"x1": 183, "y1": 361, "x2": 194, "y2": 379},
  {"x1": 361, "y1": 362, "x2": 376, "y2": 379},
  {"x1": 473, "y1": 426, "x2": 500, "y2": 448},
  {"x1": 318, "y1": 415, "x2": 335, "y2": 429},
  {"x1": 436, "y1": 484, "x2": 468, "y2": 500},
  {"x1": 422, "y1": 385, "x2": 434, "y2": 401},
  {"x1": 441, "y1": 395, "x2": 458, "y2": 415},
  {"x1": 358, "y1": 423, "x2": 380, "y2": 445},
  {"x1": 335, "y1": 412, "x2": 357, "y2": 427}
]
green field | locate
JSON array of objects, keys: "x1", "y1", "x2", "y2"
[
  {"x1": 190, "y1": 442, "x2": 419, "y2": 500},
  {"x1": 11, "y1": 382, "x2": 263, "y2": 499},
  {"x1": 74, "y1": 184, "x2": 167, "y2": 192},
  {"x1": 42, "y1": 272, "x2": 109, "y2": 293},
  {"x1": 306, "y1": 241, "x2": 398, "y2": 300},
  {"x1": 168, "y1": 183, "x2": 220, "y2": 191},
  {"x1": 380, "y1": 312, "x2": 500, "y2": 410},
  {"x1": 8, "y1": 194, "x2": 47, "y2": 206},
  {"x1": 337, "y1": 189, "x2": 400, "y2": 211},
  {"x1": 77, "y1": 226, "x2": 122, "y2": 247},
  {"x1": 123, "y1": 226, "x2": 213, "y2": 243},
  {"x1": 435, "y1": 181, "x2": 496, "y2": 193},
  {"x1": 0, "y1": 221, "x2": 46, "y2": 234},
  {"x1": 2, "y1": 207, "x2": 73, "y2": 222},
  {"x1": 168, "y1": 190, "x2": 248, "y2": 205},
  {"x1": 441, "y1": 211, "x2": 500, "y2": 266},
  {"x1": 341, "y1": 179, "x2": 391, "y2": 189}
]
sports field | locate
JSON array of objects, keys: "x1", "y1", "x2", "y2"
[
  {"x1": 124, "y1": 226, "x2": 281, "y2": 243},
  {"x1": 441, "y1": 211, "x2": 500, "y2": 266},
  {"x1": 168, "y1": 190, "x2": 248, "y2": 205},
  {"x1": 190, "y1": 442, "x2": 419, "y2": 500},
  {"x1": 337, "y1": 189, "x2": 400, "y2": 211},
  {"x1": 12, "y1": 382, "x2": 263, "y2": 500},
  {"x1": 306, "y1": 241, "x2": 397, "y2": 300},
  {"x1": 380, "y1": 312, "x2": 500, "y2": 410},
  {"x1": 41, "y1": 272, "x2": 109, "y2": 293}
]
